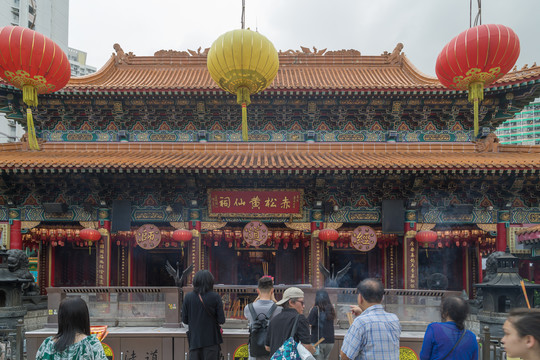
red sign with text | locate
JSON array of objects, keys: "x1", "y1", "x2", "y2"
[{"x1": 209, "y1": 189, "x2": 302, "y2": 218}]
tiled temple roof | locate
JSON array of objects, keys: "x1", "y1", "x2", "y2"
[
  {"x1": 0, "y1": 142, "x2": 538, "y2": 173},
  {"x1": 36, "y1": 46, "x2": 540, "y2": 93}
]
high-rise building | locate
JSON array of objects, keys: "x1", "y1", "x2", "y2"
[
  {"x1": 496, "y1": 98, "x2": 540, "y2": 145},
  {"x1": 68, "y1": 47, "x2": 97, "y2": 77},
  {"x1": 0, "y1": 0, "x2": 69, "y2": 53},
  {"x1": 0, "y1": 0, "x2": 95, "y2": 143}
]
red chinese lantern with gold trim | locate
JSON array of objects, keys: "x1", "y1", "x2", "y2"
[
  {"x1": 79, "y1": 228, "x2": 101, "y2": 242},
  {"x1": 172, "y1": 229, "x2": 193, "y2": 243},
  {"x1": 319, "y1": 229, "x2": 339, "y2": 242},
  {"x1": 436, "y1": 24, "x2": 520, "y2": 137},
  {"x1": 0, "y1": 26, "x2": 71, "y2": 150},
  {"x1": 416, "y1": 230, "x2": 438, "y2": 248}
]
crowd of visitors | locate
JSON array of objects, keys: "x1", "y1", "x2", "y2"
[{"x1": 37, "y1": 271, "x2": 540, "y2": 360}]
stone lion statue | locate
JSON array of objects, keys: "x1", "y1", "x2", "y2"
[{"x1": 7, "y1": 249, "x2": 39, "y2": 295}]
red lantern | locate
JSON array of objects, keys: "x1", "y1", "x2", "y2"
[
  {"x1": 0, "y1": 26, "x2": 71, "y2": 150},
  {"x1": 79, "y1": 228, "x2": 101, "y2": 242},
  {"x1": 416, "y1": 230, "x2": 438, "y2": 247},
  {"x1": 172, "y1": 229, "x2": 193, "y2": 243},
  {"x1": 318, "y1": 229, "x2": 339, "y2": 242},
  {"x1": 436, "y1": 24, "x2": 519, "y2": 137}
]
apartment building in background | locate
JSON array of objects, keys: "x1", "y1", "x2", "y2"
[{"x1": 496, "y1": 98, "x2": 540, "y2": 145}]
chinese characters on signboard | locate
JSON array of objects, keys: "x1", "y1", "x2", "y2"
[
  {"x1": 406, "y1": 239, "x2": 417, "y2": 289},
  {"x1": 243, "y1": 221, "x2": 269, "y2": 247},
  {"x1": 209, "y1": 189, "x2": 303, "y2": 218},
  {"x1": 136, "y1": 224, "x2": 161, "y2": 250},
  {"x1": 351, "y1": 226, "x2": 377, "y2": 252}
]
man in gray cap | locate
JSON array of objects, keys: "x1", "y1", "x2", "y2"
[{"x1": 264, "y1": 287, "x2": 315, "y2": 356}]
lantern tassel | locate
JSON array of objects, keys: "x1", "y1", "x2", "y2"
[
  {"x1": 237, "y1": 87, "x2": 251, "y2": 141},
  {"x1": 242, "y1": 103, "x2": 248, "y2": 141},
  {"x1": 468, "y1": 82, "x2": 484, "y2": 138},
  {"x1": 22, "y1": 85, "x2": 40, "y2": 150},
  {"x1": 26, "y1": 109, "x2": 40, "y2": 150}
]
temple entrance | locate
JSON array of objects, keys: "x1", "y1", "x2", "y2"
[
  {"x1": 210, "y1": 238, "x2": 304, "y2": 285},
  {"x1": 212, "y1": 246, "x2": 301, "y2": 285},
  {"x1": 418, "y1": 247, "x2": 464, "y2": 291},
  {"x1": 54, "y1": 245, "x2": 97, "y2": 287},
  {"x1": 328, "y1": 248, "x2": 381, "y2": 287},
  {"x1": 132, "y1": 247, "x2": 187, "y2": 286}
]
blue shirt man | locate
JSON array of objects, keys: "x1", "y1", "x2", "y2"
[{"x1": 340, "y1": 278, "x2": 401, "y2": 360}]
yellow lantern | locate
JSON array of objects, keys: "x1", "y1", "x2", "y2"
[{"x1": 207, "y1": 29, "x2": 279, "y2": 141}]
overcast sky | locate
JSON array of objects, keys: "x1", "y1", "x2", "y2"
[{"x1": 69, "y1": 0, "x2": 540, "y2": 77}]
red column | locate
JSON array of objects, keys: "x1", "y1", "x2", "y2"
[
  {"x1": 496, "y1": 222, "x2": 507, "y2": 252},
  {"x1": 101, "y1": 220, "x2": 111, "y2": 232},
  {"x1": 462, "y1": 247, "x2": 469, "y2": 295},
  {"x1": 534, "y1": 260, "x2": 540, "y2": 283},
  {"x1": 10, "y1": 219, "x2": 22, "y2": 250}
]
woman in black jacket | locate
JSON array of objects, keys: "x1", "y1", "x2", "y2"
[
  {"x1": 182, "y1": 270, "x2": 226, "y2": 360},
  {"x1": 308, "y1": 290, "x2": 335, "y2": 360}
]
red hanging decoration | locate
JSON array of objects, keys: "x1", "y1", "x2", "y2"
[
  {"x1": 436, "y1": 24, "x2": 520, "y2": 137},
  {"x1": 416, "y1": 230, "x2": 438, "y2": 247},
  {"x1": 172, "y1": 229, "x2": 193, "y2": 243},
  {"x1": 318, "y1": 228, "x2": 339, "y2": 242},
  {"x1": 79, "y1": 228, "x2": 101, "y2": 242},
  {"x1": 0, "y1": 26, "x2": 71, "y2": 150}
]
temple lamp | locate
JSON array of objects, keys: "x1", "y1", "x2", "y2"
[
  {"x1": 79, "y1": 228, "x2": 102, "y2": 254},
  {"x1": 172, "y1": 229, "x2": 193, "y2": 243},
  {"x1": 318, "y1": 229, "x2": 339, "y2": 247},
  {"x1": 172, "y1": 229, "x2": 193, "y2": 257},
  {"x1": 0, "y1": 26, "x2": 71, "y2": 150},
  {"x1": 207, "y1": 29, "x2": 279, "y2": 141},
  {"x1": 416, "y1": 230, "x2": 438, "y2": 256},
  {"x1": 435, "y1": 24, "x2": 519, "y2": 137}
]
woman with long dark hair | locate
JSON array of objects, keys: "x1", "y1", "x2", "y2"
[
  {"x1": 182, "y1": 270, "x2": 225, "y2": 360},
  {"x1": 420, "y1": 296, "x2": 478, "y2": 360},
  {"x1": 36, "y1": 297, "x2": 107, "y2": 359},
  {"x1": 502, "y1": 308, "x2": 540, "y2": 360},
  {"x1": 308, "y1": 289, "x2": 335, "y2": 360}
]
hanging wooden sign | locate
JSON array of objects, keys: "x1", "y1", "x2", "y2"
[
  {"x1": 135, "y1": 224, "x2": 161, "y2": 250},
  {"x1": 351, "y1": 226, "x2": 377, "y2": 252},
  {"x1": 209, "y1": 189, "x2": 303, "y2": 218},
  {"x1": 243, "y1": 221, "x2": 269, "y2": 247}
]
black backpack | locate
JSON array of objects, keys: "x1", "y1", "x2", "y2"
[{"x1": 248, "y1": 303, "x2": 277, "y2": 357}]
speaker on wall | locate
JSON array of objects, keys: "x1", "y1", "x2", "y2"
[
  {"x1": 111, "y1": 200, "x2": 131, "y2": 232},
  {"x1": 382, "y1": 199, "x2": 405, "y2": 234}
]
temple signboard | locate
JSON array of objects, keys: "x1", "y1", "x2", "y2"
[
  {"x1": 351, "y1": 226, "x2": 377, "y2": 252},
  {"x1": 208, "y1": 189, "x2": 303, "y2": 218},
  {"x1": 243, "y1": 221, "x2": 269, "y2": 247},
  {"x1": 135, "y1": 224, "x2": 161, "y2": 250}
]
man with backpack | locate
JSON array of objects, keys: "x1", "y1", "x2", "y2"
[{"x1": 244, "y1": 276, "x2": 282, "y2": 360}]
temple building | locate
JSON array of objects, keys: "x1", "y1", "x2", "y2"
[{"x1": 0, "y1": 43, "x2": 539, "y2": 297}]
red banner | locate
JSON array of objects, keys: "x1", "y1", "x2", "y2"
[{"x1": 209, "y1": 189, "x2": 303, "y2": 218}]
